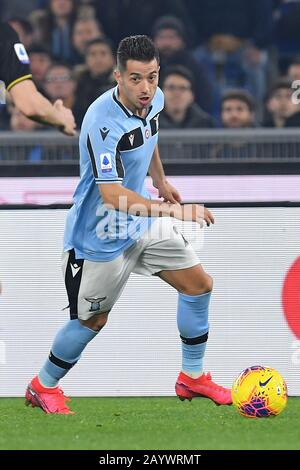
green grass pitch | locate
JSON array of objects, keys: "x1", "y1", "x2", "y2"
[{"x1": 0, "y1": 397, "x2": 299, "y2": 450}]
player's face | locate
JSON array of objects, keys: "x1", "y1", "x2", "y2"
[
  {"x1": 115, "y1": 59, "x2": 159, "y2": 115},
  {"x1": 222, "y1": 99, "x2": 254, "y2": 128}
]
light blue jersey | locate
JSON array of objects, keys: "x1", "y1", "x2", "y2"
[{"x1": 64, "y1": 86, "x2": 164, "y2": 261}]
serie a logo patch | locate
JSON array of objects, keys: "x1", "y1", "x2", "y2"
[
  {"x1": 14, "y1": 43, "x2": 30, "y2": 64},
  {"x1": 100, "y1": 153, "x2": 112, "y2": 172}
]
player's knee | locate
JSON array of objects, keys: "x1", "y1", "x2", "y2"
[
  {"x1": 180, "y1": 273, "x2": 213, "y2": 296},
  {"x1": 202, "y1": 274, "x2": 213, "y2": 293},
  {"x1": 80, "y1": 312, "x2": 109, "y2": 332}
]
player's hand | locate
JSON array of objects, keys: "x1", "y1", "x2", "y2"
[
  {"x1": 54, "y1": 99, "x2": 76, "y2": 136},
  {"x1": 174, "y1": 204, "x2": 215, "y2": 227},
  {"x1": 155, "y1": 179, "x2": 182, "y2": 204}
]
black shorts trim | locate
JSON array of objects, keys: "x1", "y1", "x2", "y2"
[{"x1": 64, "y1": 249, "x2": 84, "y2": 319}]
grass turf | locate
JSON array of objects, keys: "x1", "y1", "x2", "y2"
[{"x1": 0, "y1": 397, "x2": 299, "y2": 450}]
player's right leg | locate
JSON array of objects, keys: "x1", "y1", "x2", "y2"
[{"x1": 25, "y1": 248, "x2": 135, "y2": 414}]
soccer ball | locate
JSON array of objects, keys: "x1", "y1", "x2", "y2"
[{"x1": 232, "y1": 365, "x2": 287, "y2": 418}]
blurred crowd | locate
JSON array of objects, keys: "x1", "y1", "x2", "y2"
[{"x1": 1, "y1": 0, "x2": 300, "y2": 137}]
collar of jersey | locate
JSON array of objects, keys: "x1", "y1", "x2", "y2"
[{"x1": 113, "y1": 87, "x2": 153, "y2": 121}]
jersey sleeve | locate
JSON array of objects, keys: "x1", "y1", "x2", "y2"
[
  {"x1": 0, "y1": 24, "x2": 32, "y2": 91},
  {"x1": 87, "y1": 122, "x2": 124, "y2": 185}
]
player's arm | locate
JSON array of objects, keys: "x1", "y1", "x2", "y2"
[
  {"x1": 148, "y1": 145, "x2": 182, "y2": 204},
  {"x1": 87, "y1": 123, "x2": 213, "y2": 226},
  {"x1": 99, "y1": 183, "x2": 214, "y2": 226},
  {"x1": 9, "y1": 80, "x2": 76, "y2": 136},
  {"x1": 1, "y1": 23, "x2": 76, "y2": 135}
]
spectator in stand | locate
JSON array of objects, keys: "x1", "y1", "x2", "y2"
[
  {"x1": 263, "y1": 78, "x2": 294, "y2": 128},
  {"x1": 285, "y1": 99, "x2": 300, "y2": 127},
  {"x1": 286, "y1": 59, "x2": 300, "y2": 126},
  {"x1": 34, "y1": 0, "x2": 78, "y2": 63},
  {"x1": 10, "y1": 106, "x2": 40, "y2": 132},
  {"x1": 189, "y1": 0, "x2": 272, "y2": 115},
  {"x1": 160, "y1": 66, "x2": 214, "y2": 129},
  {"x1": 44, "y1": 63, "x2": 76, "y2": 109},
  {"x1": 28, "y1": 44, "x2": 53, "y2": 95},
  {"x1": 73, "y1": 38, "x2": 115, "y2": 127},
  {"x1": 211, "y1": 90, "x2": 259, "y2": 159},
  {"x1": 9, "y1": 106, "x2": 43, "y2": 162},
  {"x1": 71, "y1": 17, "x2": 104, "y2": 65},
  {"x1": 273, "y1": 0, "x2": 300, "y2": 73},
  {"x1": 91, "y1": 0, "x2": 193, "y2": 49},
  {"x1": 8, "y1": 18, "x2": 34, "y2": 50},
  {"x1": 220, "y1": 90, "x2": 256, "y2": 129},
  {"x1": 1, "y1": 0, "x2": 37, "y2": 21},
  {"x1": 288, "y1": 57, "x2": 300, "y2": 82},
  {"x1": 152, "y1": 16, "x2": 213, "y2": 114}
]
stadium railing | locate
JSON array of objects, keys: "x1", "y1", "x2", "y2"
[
  {"x1": 1, "y1": 128, "x2": 300, "y2": 162},
  {"x1": 1, "y1": 129, "x2": 300, "y2": 176}
]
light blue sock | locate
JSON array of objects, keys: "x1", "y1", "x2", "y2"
[
  {"x1": 38, "y1": 319, "x2": 98, "y2": 387},
  {"x1": 177, "y1": 291, "x2": 211, "y2": 375}
]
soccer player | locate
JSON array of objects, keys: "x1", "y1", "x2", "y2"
[
  {"x1": 0, "y1": 23, "x2": 75, "y2": 135},
  {"x1": 25, "y1": 35, "x2": 232, "y2": 414}
]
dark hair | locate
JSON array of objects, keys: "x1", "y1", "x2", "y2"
[
  {"x1": 27, "y1": 43, "x2": 52, "y2": 57},
  {"x1": 288, "y1": 57, "x2": 300, "y2": 68},
  {"x1": 86, "y1": 37, "x2": 114, "y2": 53},
  {"x1": 221, "y1": 89, "x2": 256, "y2": 112},
  {"x1": 162, "y1": 65, "x2": 195, "y2": 93},
  {"x1": 152, "y1": 15, "x2": 186, "y2": 42},
  {"x1": 266, "y1": 78, "x2": 293, "y2": 101},
  {"x1": 117, "y1": 35, "x2": 159, "y2": 72}
]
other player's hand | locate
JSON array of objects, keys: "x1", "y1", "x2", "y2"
[
  {"x1": 54, "y1": 99, "x2": 76, "y2": 136},
  {"x1": 174, "y1": 204, "x2": 215, "y2": 227}
]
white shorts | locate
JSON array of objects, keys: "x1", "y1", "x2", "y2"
[{"x1": 62, "y1": 218, "x2": 200, "y2": 320}]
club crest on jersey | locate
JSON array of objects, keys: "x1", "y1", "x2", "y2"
[
  {"x1": 14, "y1": 43, "x2": 30, "y2": 64},
  {"x1": 145, "y1": 128, "x2": 150, "y2": 139},
  {"x1": 100, "y1": 153, "x2": 112, "y2": 172},
  {"x1": 85, "y1": 296, "x2": 107, "y2": 313}
]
